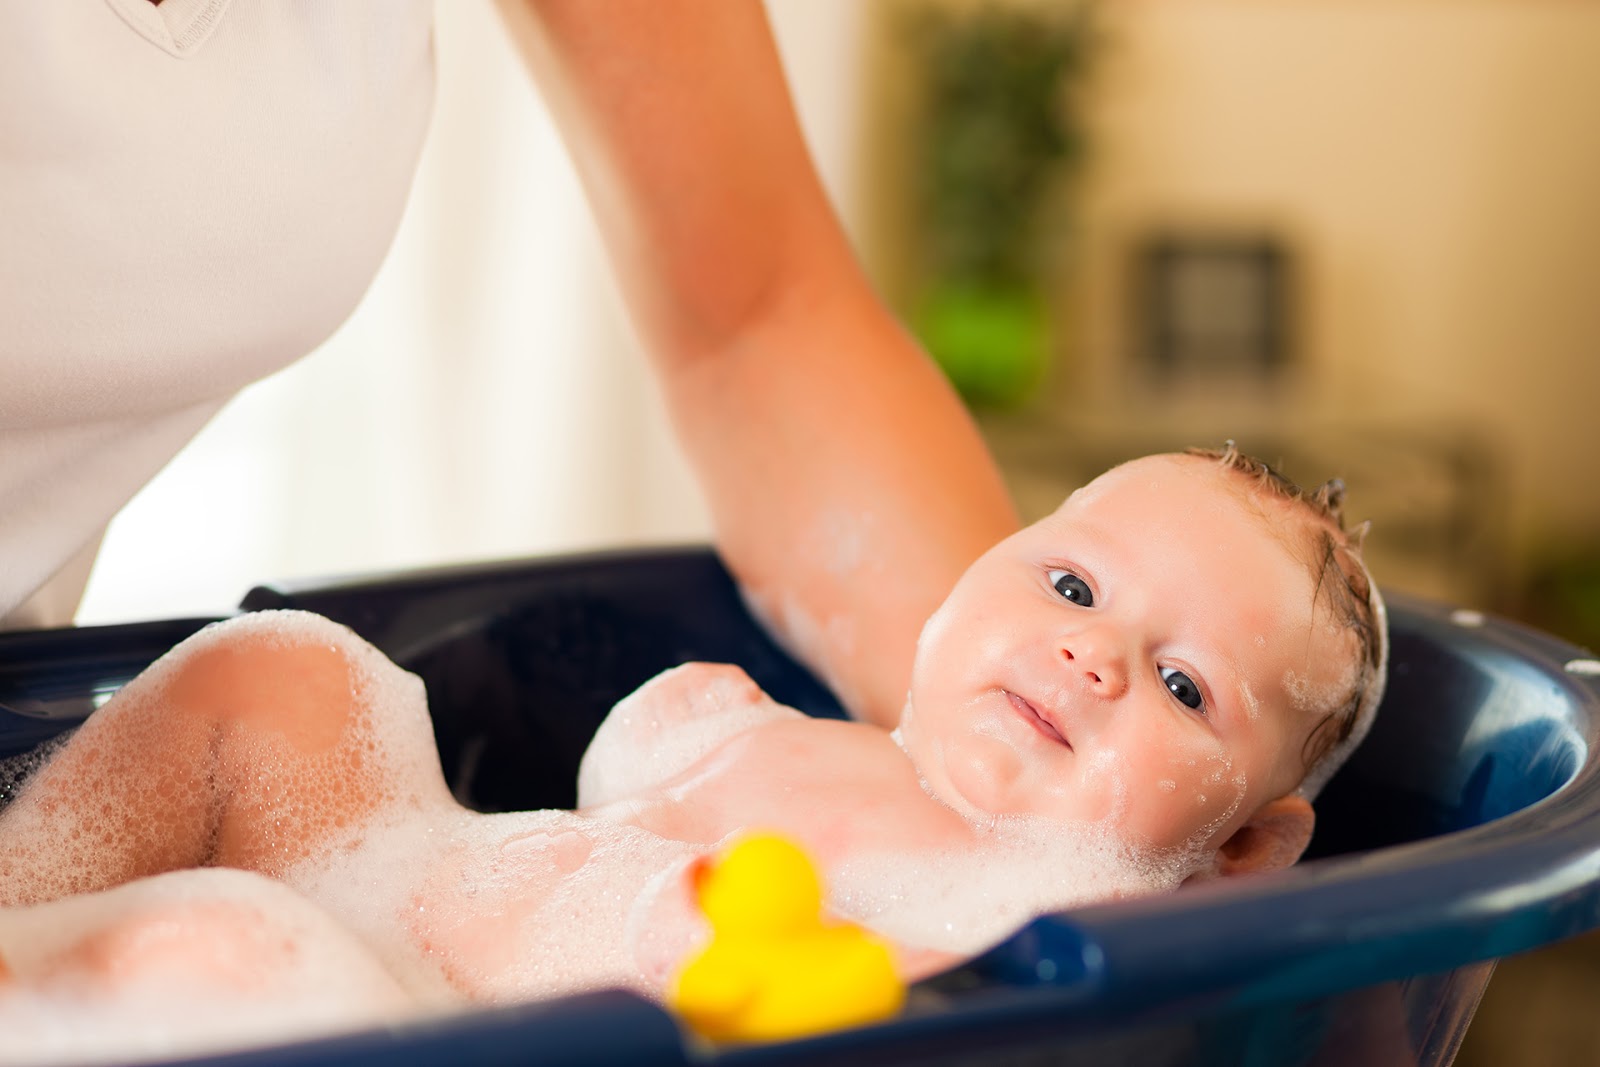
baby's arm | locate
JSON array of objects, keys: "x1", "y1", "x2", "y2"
[
  {"x1": 498, "y1": 2, "x2": 1020, "y2": 727},
  {"x1": 576, "y1": 663, "x2": 800, "y2": 809},
  {"x1": 0, "y1": 611, "x2": 454, "y2": 906}
]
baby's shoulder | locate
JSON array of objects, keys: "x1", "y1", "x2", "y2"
[{"x1": 576, "y1": 663, "x2": 804, "y2": 808}]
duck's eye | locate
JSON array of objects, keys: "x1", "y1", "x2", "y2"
[
  {"x1": 1048, "y1": 570, "x2": 1093, "y2": 607},
  {"x1": 1160, "y1": 667, "x2": 1205, "y2": 712}
]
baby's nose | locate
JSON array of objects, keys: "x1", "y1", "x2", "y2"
[{"x1": 1060, "y1": 633, "x2": 1129, "y2": 699}]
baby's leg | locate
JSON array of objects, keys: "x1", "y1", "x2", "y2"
[
  {"x1": 0, "y1": 611, "x2": 455, "y2": 905},
  {"x1": 0, "y1": 868, "x2": 420, "y2": 1060}
]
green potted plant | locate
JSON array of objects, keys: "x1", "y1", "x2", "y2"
[{"x1": 903, "y1": 2, "x2": 1094, "y2": 408}]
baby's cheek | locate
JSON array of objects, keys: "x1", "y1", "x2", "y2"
[
  {"x1": 1115, "y1": 742, "x2": 1244, "y2": 849},
  {"x1": 1175, "y1": 750, "x2": 1250, "y2": 848},
  {"x1": 1074, "y1": 748, "x2": 1133, "y2": 826}
]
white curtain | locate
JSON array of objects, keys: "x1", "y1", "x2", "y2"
[{"x1": 79, "y1": 0, "x2": 865, "y2": 624}]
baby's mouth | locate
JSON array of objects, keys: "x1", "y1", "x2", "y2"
[{"x1": 1005, "y1": 690, "x2": 1071, "y2": 749}]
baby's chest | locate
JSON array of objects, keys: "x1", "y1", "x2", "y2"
[{"x1": 625, "y1": 722, "x2": 920, "y2": 857}]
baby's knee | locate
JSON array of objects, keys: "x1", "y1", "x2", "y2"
[
  {"x1": 37, "y1": 874, "x2": 300, "y2": 993},
  {"x1": 20, "y1": 870, "x2": 413, "y2": 1013},
  {"x1": 63, "y1": 903, "x2": 268, "y2": 989},
  {"x1": 159, "y1": 611, "x2": 397, "y2": 754}
]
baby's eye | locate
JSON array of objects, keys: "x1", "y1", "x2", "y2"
[
  {"x1": 1160, "y1": 667, "x2": 1205, "y2": 713},
  {"x1": 1047, "y1": 570, "x2": 1093, "y2": 607}
]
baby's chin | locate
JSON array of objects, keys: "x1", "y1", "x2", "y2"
[
  {"x1": 887, "y1": 703, "x2": 1010, "y2": 825},
  {"x1": 886, "y1": 720, "x2": 975, "y2": 821},
  {"x1": 890, "y1": 696, "x2": 1227, "y2": 871}
]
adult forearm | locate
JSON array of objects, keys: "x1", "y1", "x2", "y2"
[
  {"x1": 498, "y1": 1, "x2": 1019, "y2": 724},
  {"x1": 498, "y1": 0, "x2": 845, "y2": 368}
]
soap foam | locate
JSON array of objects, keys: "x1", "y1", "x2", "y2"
[
  {"x1": 1282, "y1": 621, "x2": 1361, "y2": 719},
  {"x1": 282, "y1": 806, "x2": 703, "y2": 1006},
  {"x1": 877, "y1": 720, "x2": 1245, "y2": 955},
  {"x1": 0, "y1": 731, "x2": 73, "y2": 813},
  {"x1": 831, "y1": 813, "x2": 1209, "y2": 956},
  {"x1": 1237, "y1": 677, "x2": 1262, "y2": 721}
]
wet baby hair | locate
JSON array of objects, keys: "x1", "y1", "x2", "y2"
[{"x1": 1183, "y1": 442, "x2": 1388, "y2": 798}]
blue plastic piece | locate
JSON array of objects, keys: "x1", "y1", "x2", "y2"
[{"x1": 1, "y1": 546, "x2": 1597, "y2": 1066}]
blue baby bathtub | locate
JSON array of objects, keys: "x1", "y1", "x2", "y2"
[{"x1": 1, "y1": 546, "x2": 1597, "y2": 1067}]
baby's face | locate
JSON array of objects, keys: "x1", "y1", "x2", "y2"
[{"x1": 897, "y1": 454, "x2": 1353, "y2": 856}]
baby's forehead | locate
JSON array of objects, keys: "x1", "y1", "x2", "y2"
[
  {"x1": 1054, "y1": 454, "x2": 1281, "y2": 530},
  {"x1": 1062, "y1": 454, "x2": 1326, "y2": 550},
  {"x1": 1046, "y1": 454, "x2": 1353, "y2": 693},
  {"x1": 1073, "y1": 452, "x2": 1247, "y2": 498}
]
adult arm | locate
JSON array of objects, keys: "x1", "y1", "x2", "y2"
[{"x1": 496, "y1": 1, "x2": 1019, "y2": 726}]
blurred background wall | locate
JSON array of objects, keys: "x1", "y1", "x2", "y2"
[
  {"x1": 862, "y1": 0, "x2": 1600, "y2": 622},
  {"x1": 81, "y1": 0, "x2": 1600, "y2": 645}
]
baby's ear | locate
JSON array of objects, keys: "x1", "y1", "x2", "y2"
[{"x1": 1215, "y1": 793, "x2": 1315, "y2": 877}]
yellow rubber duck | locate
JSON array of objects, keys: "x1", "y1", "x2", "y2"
[{"x1": 669, "y1": 832, "x2": 906, "y2": 1044}]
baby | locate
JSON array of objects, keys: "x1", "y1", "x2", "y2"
[{"x1": 0, "y1": 446, "x2": 1386, "y2": 1059}]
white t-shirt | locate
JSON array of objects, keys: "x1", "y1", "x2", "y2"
[{"x1": 1, "y1": 0, "x2": 436, "y2": 626}]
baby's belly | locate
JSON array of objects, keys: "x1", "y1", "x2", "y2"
[{"x1": 285, "y1": 809, "x2": 705, "y2": 1006}]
